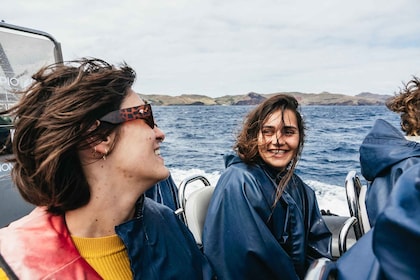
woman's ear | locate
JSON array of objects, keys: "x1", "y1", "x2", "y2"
[
  {"x1": 86, "y1": 120, "x2": 101, "y2": 147},
  {"x1": 94, "y1": 132, "x2": 115, "y2": 156},
  {"x1": 87, "y1": 120, "x2": 114, "y2": 155}
]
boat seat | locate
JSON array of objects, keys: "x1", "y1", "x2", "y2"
[
  {"x1": 175, "y1": 174, "x2": 214, "y2": 246},
  {"x1": 345, "y1": 170, "x2": 370, "y2": 239},
  {"x1": 183, "y1": 186, "x2": 215, "y2": 245}
]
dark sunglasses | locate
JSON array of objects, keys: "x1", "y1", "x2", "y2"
[{"x1": 99, "y1": 104, "x2": 155, "y2": 129}]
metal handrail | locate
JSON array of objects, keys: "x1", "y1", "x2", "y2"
[
  {"x1": 176, "y1": 174, "x2": 211, "y2": 225},
  {"x1": 338, "y1": 216, "x2": 358, "y2": 255},
  {"x1": 345, "y1": 170, "x2": 364, "y2": 239}
]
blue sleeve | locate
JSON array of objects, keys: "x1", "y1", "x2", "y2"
[
  {"x1": 373, "y1": 165, "x2": 420, "y2": 279},
  {"x1": 365, "y1": 158, "x2": 420, "y2": 227},
  {"x1": 202, "y1": 166, "x2": 299, "y2": 280}
]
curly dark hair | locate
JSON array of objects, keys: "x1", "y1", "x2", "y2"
[
  {"x1": 0, "y1": 58, "x2": 136, "y2": 214},
  {"x1": 386, "y1": 76, "x2": 420, "y2": 136},
  {"x1": 234, "y1": 94, "x2": 306, "y2": 206}
]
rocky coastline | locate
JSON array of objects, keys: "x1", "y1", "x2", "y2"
[{"x1": 139, "y1": 91, "x2": 392, "y2": 106}]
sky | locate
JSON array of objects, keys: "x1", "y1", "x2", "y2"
[{"x1": 2, "y1": 0, "x2": 420, "y2": 97}]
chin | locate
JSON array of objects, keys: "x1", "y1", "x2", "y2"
[
  {"x1": 159, "y1": 167, "x2": 170, "y2": 180},
  {"x1": 274, "y1": 157, "x2": 292, "y2": 167}
]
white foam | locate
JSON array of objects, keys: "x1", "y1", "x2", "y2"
[{"x1": 305, "y1": 180, "x2": 349, "y2": 216}]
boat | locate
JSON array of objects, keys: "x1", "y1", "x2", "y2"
[{"x1": 0, "y1": 21, "x2": 370, "y2": 278}]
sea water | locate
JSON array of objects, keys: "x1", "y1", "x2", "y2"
[{"x1": 154, "y1": 105, "x2": 401, "y2": 216}]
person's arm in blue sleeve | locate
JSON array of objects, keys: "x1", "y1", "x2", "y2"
[{"x1": 374, "y1": 165, "x2": 420, "y2": 279}]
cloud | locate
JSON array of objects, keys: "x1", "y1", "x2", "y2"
[{"x1": 2, "y1": 0, "x2": 420, "y2": 97}]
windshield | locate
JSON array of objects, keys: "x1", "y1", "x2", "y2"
[{"x1": 0, "y1": 22, "x2": 63, "y2": 110}]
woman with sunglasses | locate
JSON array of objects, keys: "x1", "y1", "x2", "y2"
[
  {"x1": 202, "y1": 94, "x2": 332, "y2": 279},
  {"x1": 0, "y1": 58, "x2": 212, "y2": 279}
]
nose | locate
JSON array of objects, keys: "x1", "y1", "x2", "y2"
[
  {"x1": 154, "y1": 125, "x2": 165, "y2": 142},
  {"x1": 273, "y1": 131, "x2": 285, "y2": 145}
]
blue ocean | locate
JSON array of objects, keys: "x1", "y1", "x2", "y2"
[{"x1": 154, "y1": 105, "x2": 401, "y2": 215}]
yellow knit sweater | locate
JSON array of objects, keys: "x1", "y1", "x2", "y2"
[
  {"x1": 0, "y1": 269, "x2": 8, "y2": 280},
  {"x1": 72, "y1": 234, "x2": 132, "y2": 280}
]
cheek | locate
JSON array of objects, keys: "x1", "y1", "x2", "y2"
[
  {"x1": 136, "y1": 135, "x2": 153, "y2": 153},
  {"x1": 257, "y1": 134, "x2": 266, "y2": 153},
  {"x1": 289, "y1": 136, "x2": 300, "y2": 150},
  {"x1": 257, "y1": 132, "x2": 266, "y2": 146},
  {"x1": 115, "y1": 130, "x2": 153, "y2": 159}
]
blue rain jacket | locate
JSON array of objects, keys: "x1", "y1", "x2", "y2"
[
  {"x1": 117, "y1": 196, "x2": 214, "y2": 279},
  {"x1": 359, "y1": 119, "x2": 420, "y2": 226},
  {"x1": 334, "y1": 164, "x2": 420, "y2": 279},
  {"x1": 202, "y1": 154, "x2": 332, "y2": 280}
]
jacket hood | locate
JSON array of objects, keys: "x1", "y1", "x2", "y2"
[
  {"x1": 224, "y1": 153, "x2": 242, "y2": 168},
  {"x1": 360, "y1": 119, "x2": 420, "y2": 180}
]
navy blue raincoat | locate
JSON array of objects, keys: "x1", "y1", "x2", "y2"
[
  {"x1": 202, "y1": 154, "x2": 332, "y2": 280},
  {"x1": 359, "y1": 119, "x2": 420, "y2": 226},
  {"x1": 322, "y1": 119, "x2": 420, "y2": 279},
  {"x1": 117, "y1": 196, "x2": 214, "y2": 279}
]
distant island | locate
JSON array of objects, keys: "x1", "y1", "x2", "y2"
[{"x1": 139, "y1": 91, "x2": 392, "y2": 106}]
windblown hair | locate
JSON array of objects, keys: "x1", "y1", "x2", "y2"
[
  {"x1": 0, "y1": 58, "x2": 136, "y2": 214},
  {"x1": 386, "y1": 76, "x2": 420, "y2": 136},
  {"x1": 234, "y1": 94, "x2": 305, "y2": 206}
]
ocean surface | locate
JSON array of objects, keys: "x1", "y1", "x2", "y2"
[{"x1": 154, "y1": 105, "x2": 401, "y2": 216}]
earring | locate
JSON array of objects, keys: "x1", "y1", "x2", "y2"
[{"x1": 102, "y1": 148, "x2": 108, "y2": 161}]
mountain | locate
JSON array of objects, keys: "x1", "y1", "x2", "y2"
[{"x1": 139, "y1": 91, "x2": 392, "y2": 106}]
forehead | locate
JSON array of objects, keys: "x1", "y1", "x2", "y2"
[
  {"x1": 263, "y1": 109, "x2": 298, "y2": 126},
  {"x1": 120, "y1": 89, "x2": 145, "y2": 108}
]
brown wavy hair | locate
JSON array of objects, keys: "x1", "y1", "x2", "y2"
[
  {"x1": 0, "y1": 58, "x2": 136, "y2": 214},
  {"x1": 386, "y1": 76, "x2": 420, "y2": 136},
  {"x1": 234, "y1": 94, "x2": 305, "y2": 206}
]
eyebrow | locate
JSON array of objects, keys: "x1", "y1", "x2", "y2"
[
  {"x1": 283, "y1": 125, "x2": 298, "y2": 130},
  {"x1": 262, "y1": 124, "x2": 298, "y2": 130}
]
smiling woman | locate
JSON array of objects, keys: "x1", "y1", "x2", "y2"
[
  {"x1": 0, "y1": 58, "x2": 213, "y2": 279},
  {"x1": 202, "y1": 94, "x2": 332, "y2": 280}
]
